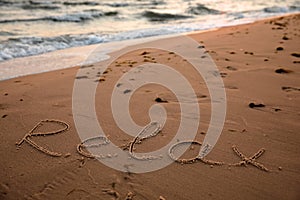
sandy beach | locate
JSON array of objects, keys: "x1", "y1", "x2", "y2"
[{"x1": 0, "y1": 13, "x2": 300, "y2": 200}]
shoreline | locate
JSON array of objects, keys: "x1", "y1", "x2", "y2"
[
  {"x1": 0, "y1": 12, "x2": 299, "y2": 81},
  {"x1": 0, "y1": 13, "x2": 299, "y2": 199}
]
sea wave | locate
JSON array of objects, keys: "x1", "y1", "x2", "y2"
[
  {"x1": 142, "y1": 11, "x2": 190, "y2": 21},
  {"x1": 104, "y1": 2, "x2": 130, "y2": 7},
  {"x1": 263, "y1": 5, "x2": 300, "y2": 13},
  {"x1": 62, "y1": 1, "x2": 99, "y2": 6},
  {"x1": 0, "y1": 34, "x2": 104, "y2": 61},
  {"x1": 187, "y1": 4, "x2": 222, "y2": 15},
  {"x1": 21, "y1": 4, "x2": 60, "y2": 10},
  {"x1": 0, "y1": 0, "x2": 13, "y2": 5},
  {"x1": 0, "y1": 10, "x2": 118, "y2": 23},
  {"x1": 0, "y1": 26, "x2": 195, "y2": 61},
  {"x1": 0, "y1": 31, "x2": 17, "y2": 36}
]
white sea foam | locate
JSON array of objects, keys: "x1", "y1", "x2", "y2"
[{"x1": 0, "y1": 34, "x2": 177, "y2": 81}]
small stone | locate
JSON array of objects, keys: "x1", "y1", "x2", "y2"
[{"x1": 278, "y1": 166, "x2": 282, "y2": 171}]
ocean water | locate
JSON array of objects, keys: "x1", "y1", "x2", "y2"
[{"x1": 0, "y1": 0, "x2": 299, "y2": 80}]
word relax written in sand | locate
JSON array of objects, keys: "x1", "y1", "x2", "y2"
[{"x1": 16, "y1": 119, "x2": 270, "y2": 172}]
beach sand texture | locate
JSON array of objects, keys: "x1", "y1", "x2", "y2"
[{"x1": 0, "y1": 14, "x2": 300, "y2": 199}]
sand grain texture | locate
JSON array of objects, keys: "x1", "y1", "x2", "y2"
[{"x1": 0, "y1": 14, "x2": 300, "y2": 200}]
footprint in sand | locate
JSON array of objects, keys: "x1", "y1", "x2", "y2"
[
  {"x1": 102, "y1": 188, "x2": 120, "y2": 199},
  {"x1": 226, "y1": 86, "x2": 238, "y2": 90},
  {"x1": 94, "y1": 78, "x2": 105, "y2": 82},
  {"x1": 244, "y1": 51, "x2": 254, "y2": 55},
  {"x1": 0, "y1": 103, "x2": 8, "y2": 110},
  {"x1": 25, "y1": 167, "x2": 96, "y2": 200},
  {"x1": 276, "y1": 46, "x2": 284, "y2": 51},
  {"x1": 1, "y1": 105, "x2": 8, "y2": 119},
  {"x1": 0, "y1": 183, "x2": 9, "y2": 198},
  {"x1": 226, "y1": 66, "x2": 237, "y2": 71},
  {"x1": 291, "y1": 53, "x2": 300, "y2": 58},
  {"x1": 220, "y1": 72, "x2": 227, "y2": 78},
  {"x1": 75, "y1": 75, "x2": 89, "y2": 79},
  {"x1": 272, "y1": 108, "x2": 282, "y2": 112},
  {"x1": 155, "y1": 97, "x2": 168, "y2": 103},
  {"x1": 281, "y1": 86, "x2": 300, "y2": 92},
  {"x1": 282, "y1": 35, "x2": 289, "y2": 40},
  {"x1": 1, "y1": 114, "x2": 8, "y2": 118},
  {"x1": 248, "y1": 102, "x2": 265, "y2": 108},
  {"x1": 275, "y1": 68, "x2": 293, "y2": 74},
  {"x1": 66, "y1": 189, "x2": 91, "y2": 200}
]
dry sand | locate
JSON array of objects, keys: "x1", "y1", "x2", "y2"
[{"x1": 0, "y1": 14, "x2": 300, "y2": 200}]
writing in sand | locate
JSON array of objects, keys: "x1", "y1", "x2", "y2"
[{"x1": 16, "y1": 119, "x2": 270, "y2": 172}]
